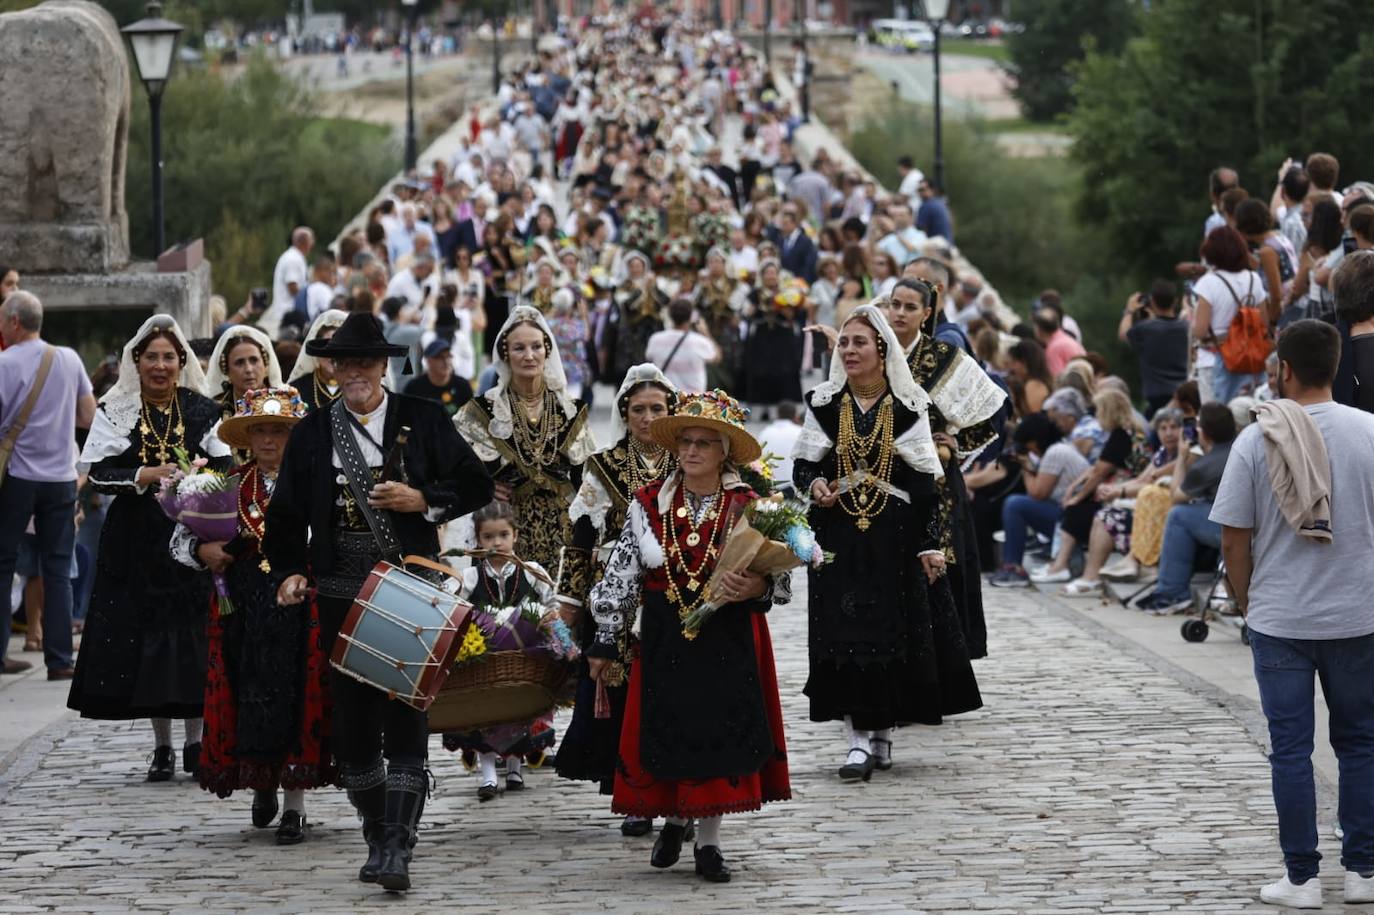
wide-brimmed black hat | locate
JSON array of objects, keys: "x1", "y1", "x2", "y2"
[{"x1": 304, "y1": 313, "x2": 409, "y2": 359}]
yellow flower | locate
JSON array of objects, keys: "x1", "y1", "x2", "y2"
[{"x1": 455, "y1": 625, "x2": 487, "y2": 664}]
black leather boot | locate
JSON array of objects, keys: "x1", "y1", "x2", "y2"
[
  {"x1": 340, "y1": 760, "x2": 388, "y2": 884},
  {"x1": 377, "y1": 766, "x2": 426, "y2": 893}
]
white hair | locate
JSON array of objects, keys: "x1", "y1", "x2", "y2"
[{"x1": 1, "y1": 290, "x2": 42, "y2": 332}]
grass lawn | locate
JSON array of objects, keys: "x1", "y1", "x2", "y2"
[{"x1": 941, "y1": 38, "x2": 1010, "y2": 63}]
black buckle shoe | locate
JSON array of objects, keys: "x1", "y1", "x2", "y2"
[
  {"x1": 275, "y1": 810, "x2": 307, "y2": 845},
  {"x1": 477, "y1": 782, "x2": 499, "y2": 802},
  {"x1": 182, "y1": 742, "x2": 202, "y2": 777},
  {"x1": 651, "y1": 822, "x2": 687, "y2": 869},
  {"x1": 694, "y1": 845, "x2": 732, "y2": 883},
  {"x1": 838, "y1": 748, "x2": 876, "y2": 782},
  {"x1": 252, "y1": 790, "x2": 280, "y2": 828},
  {"x1": 146, "y1": 746, "x2": 175, "y2": 783},
  {"x1": 620, "y1": 815, "x2": 654, "y2": 837}
]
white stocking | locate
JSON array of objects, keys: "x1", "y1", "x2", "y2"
[
  {"x1": 506, "y1": 755, "x2": 523, "y2": 780},
  {"x1": 696, "y1": 816, "x2": 722, "y2": 849},
  {"x1": 151, "y1": 718, "x2": 172, "y2": 748},
  {"x1": 478, "y1": 752, "x2": 498, "y2": 786},
  {"x1": 283, "y1": 788, "x2": 305, "y2": 814},
  {"x1": 183, "y1": 717, "x2": 203, "y2": 745},
  {"x1": 844, "y1": 715, "x2": 871, "y2": 759}
]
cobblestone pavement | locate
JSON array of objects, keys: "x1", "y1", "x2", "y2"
[{"x1": 2, "y1": 576, "x2": 1352, "y2": 913}]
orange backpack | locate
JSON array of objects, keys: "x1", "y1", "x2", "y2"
[{"x1": 1216, "y1": 273, "x2": 1272, "y2": 374}]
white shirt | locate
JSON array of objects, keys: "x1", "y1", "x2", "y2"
[
  {"x1": 728, "y1": 245, "x2": 759, "y2": 277},
  {"x1": 264, "y1": 245, "x2": 308, "y2": 337},
  {"x1": 758, "y1": 420, "x2": 801, "y2": 488},
  {"x1": 645, "y1": 329, "x2": 716, "y2": 393},
  {"x1": 898, "y1": 169, "x2": 925, "y2": 208},
  {"x1": 333, "y1": 394, "x2": 390, "y2": 469},
  {"x1": 306, "y1": 280, "x2": 335, "y2": 320},
  {"x1": 386, "y1": 268, "x2": 436, "y2": 311}
]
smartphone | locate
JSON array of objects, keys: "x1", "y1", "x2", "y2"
[{"x1": 250, "y1": 287, "x2": 269, "y2": 312}]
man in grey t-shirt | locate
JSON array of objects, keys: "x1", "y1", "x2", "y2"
[{"x1": 1209, "y1": 320, "x2": 1374, "y2": 909}]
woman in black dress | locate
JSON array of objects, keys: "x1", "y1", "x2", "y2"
[
  {"x1": 173, "y1": 386, "x2": 333, "y2": 844},
  {"x1": 288, "y1": 309, "x2": 347, "y2": 412},
  {"x1": 793, "y1": 304, "x2": 982, "y2": 781},
  {"x1": 554, "y1": 363, "x2": 678, "y2": 837},
  {"x1": 454, "y1": 305, "x2": 597, "y2": 576},
  {"x1": 743, "y1": 259, "x2": 803, "y2": 414},
  {"x1": 68, "y1": 315, "x2": 233, "y2": 781}
]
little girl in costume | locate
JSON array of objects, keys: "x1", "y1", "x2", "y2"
[{"x1": 442, "y1": 501, "x2": 564, "y2": 800}]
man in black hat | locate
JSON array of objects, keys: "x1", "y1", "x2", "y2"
[
  {"x1": 264, "y1": 313, "x2": 493, "y2": 893},
  {"x1": 404, "y1": 338, "x2": 473, "y2": 417}
]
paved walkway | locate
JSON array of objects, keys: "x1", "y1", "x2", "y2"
[{"x1": 0, "y1": 569, "x2": 1350, "y2": 912}]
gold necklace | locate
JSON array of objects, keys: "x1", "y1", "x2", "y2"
[
  {"x1": 835, "y1": 392, "x2": 895, "y2": 531},
  {"x1": 508, "y1": 388, "x2": 560, "y2": 468},
  {"x1": 663, "y1": 482, "x2": 727, "y2": 619},
  {"x1": 625, "y1": 437, "x2": 668, "y2": 493},
  {"x1": 138, "y1": 395, "x2": 185, "y2": 465},
  {"x1": 851, "y1": 376, "x2": 888, "y2": 400},
  {"x1": 312, "y1": 368, "x2": 340, "y2": 408}
]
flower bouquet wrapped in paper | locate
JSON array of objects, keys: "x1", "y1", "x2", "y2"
[
  {"x1": 680, "y1": 494, "x2": 830, "y2": 639},
  {"x1": 157, "y1": 446, "x2": 238, "y2": 615}
]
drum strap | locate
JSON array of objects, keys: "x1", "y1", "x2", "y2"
[{"x1": 330, "y1": 400, "x2": 403, "y2": 563}]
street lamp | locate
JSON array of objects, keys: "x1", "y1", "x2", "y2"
[
  {"x1": 764, "y1": 0, "x2": 772, "y2": 64},
  {"x1": 492, "y1": 14, "x2": 502, "y2": 95},
  {"x1": 121, "y1": 1, "x2": 183, "y2": 259},
  {"x1": 923, "y1": 0, "x2": 950, "y2": 192},
  {"x1": 793, "y1": 0, "x2": 808, "y2": 122},
  {"x1": 402, "y1": 0, "x2": 419, "y2": 173}
]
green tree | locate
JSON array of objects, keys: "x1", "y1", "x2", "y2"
[
  {"x1": 1004, "y1": 0, "x2": 1137, "y2": 122},
  {"x1": 1068, "y1": 0, "x2": 1374, "y2": 279},
  {"x1": 124, "y1": 55, "x2": 397, "y2": 304},
  {"x1": 850, "y1": 100, "x2": 1141, "y2": 377}
]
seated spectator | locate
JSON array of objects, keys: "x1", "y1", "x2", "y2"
[
  {"x1": 1045, "y1": 387, "x2": 1103, "y2": 462},
  {"x1": 989, "y1": 412, "x2": 1091, "y2": 588},
  {"x1": 1006, "y1": 339, "x2": 1052, "y2": 416},
  {"x1": 1061, "y1": 408, "x2": 1184, "y2": 594},
  {"x1": 1033, "y1": 389, "x2": 1150, "y2": 587},
  {"x1": 1135, "y1": 402, "x2": 1239, "y2": 614}
]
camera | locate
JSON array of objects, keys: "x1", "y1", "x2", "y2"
[{"x1": 249, "y1": 288, "x2": 269, "y2": 312}]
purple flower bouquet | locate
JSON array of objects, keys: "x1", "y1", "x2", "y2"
[{"x1": 158, "y1": 448, "x2": 239, "y2": 615}]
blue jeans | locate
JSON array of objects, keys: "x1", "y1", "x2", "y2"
[
  {"x1": 1211, "y1": 363, "x2": 1265, "y2": 405},
  {"x1": 1250, "y1": 630, "x2": 1374, "y2": 881},
  {"x1": 0, "y1": 477, "x2": 77, "y2": 670},
  {"x1": 1155, "y1": 502, "x2": 1221, "y2": 601},
  {"x1": 1000, "y1": 495, "x2": 1063, "y2": 566}
]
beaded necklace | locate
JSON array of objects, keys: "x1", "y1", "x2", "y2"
[
  {"x1": 138, "y1": 395, "x2": 185, "y2": 465},
  {"x1": 624, "y1": 437, "x2": 669, "y2": 493},
  {"x1": 663, "y1": 481, "x2": 728, "y2": 619},
  {"x1": 237, "y1": 464, "x2": 273, "y2": 573},
  {"x1": 509, "y1": 387, "x2": 561, "y2": 468},
  {"x1": 835, "y1": 391, "x2": 895, "y2": 531}
]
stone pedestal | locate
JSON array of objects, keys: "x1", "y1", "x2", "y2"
[{"x1": 24, "y1": 261, "x2": 214, "y2": 338}]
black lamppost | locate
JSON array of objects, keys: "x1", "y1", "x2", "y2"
[
  {"x1": 492, "y1": 15, "x2": 503, "y2": 95},
  {"x1": 923, "y1": 0, "x2": 950, "y2": 192},
  {"x1": 402, "y1": 0, "x2": 419, "y2": 173},
  {"x1": 530, "y1": 0, "x2": 539, "y2": 56},
  {"x1": 763, "y1": 0, "x2": 772, "y2": 63},
  {"x1": 793, "y1": 0, "x2": 808, "y2": 121},
  {"x1": 121, "y1": 1, "x2": 184, "y2": 258}
]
